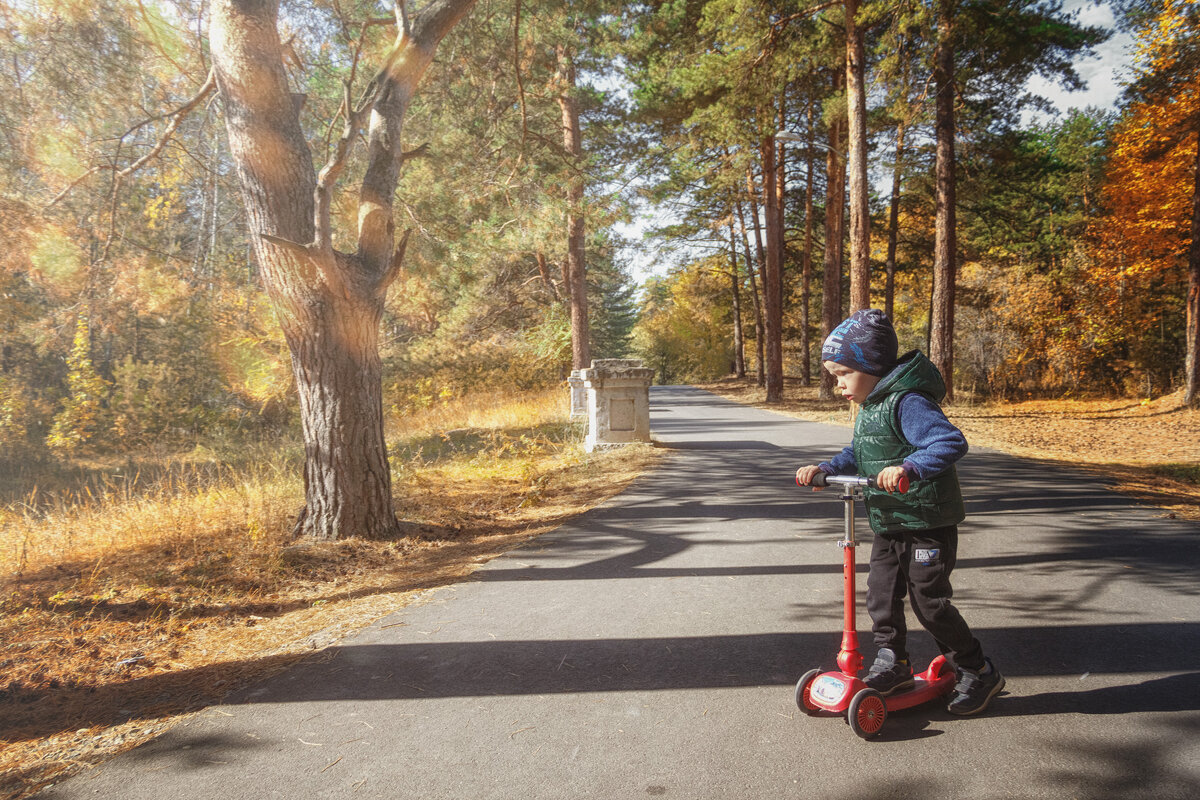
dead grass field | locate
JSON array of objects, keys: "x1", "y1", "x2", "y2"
[{"x1": 0, "y1": 390, "x2": 661, "y2": 799}]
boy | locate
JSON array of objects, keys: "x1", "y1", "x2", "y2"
[{"x1": 795, "y1": 309, "x2": 1004, "y2": 716}]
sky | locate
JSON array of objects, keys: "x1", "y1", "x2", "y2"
[
  {"x1": 616, "y1": 0, "x2": 1138, "y2": 287},
  {"x1": 1023, "y1": 0, "x2": 1135, "y2": 125}
]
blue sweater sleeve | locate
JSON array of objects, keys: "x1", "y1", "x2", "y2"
[
  {"x1": 818, "y1": 445, "x2": 856, "y2": 476},
  {"x1": 896, "y1": 393, "x2": 968, "y2": 479},
  {"x1": 816, "y1": 394, "x2": 967, "y2": 478}
]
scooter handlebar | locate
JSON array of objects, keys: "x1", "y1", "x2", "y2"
[{"x1": 805, "y1": 472, "x2": 910, "y2": 493}]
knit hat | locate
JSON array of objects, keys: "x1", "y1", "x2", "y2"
[{"x1": 821, "y1": 309, "x2": 898, "y2": 377}]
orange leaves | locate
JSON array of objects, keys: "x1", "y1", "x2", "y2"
[{"x1": 1093, "y1": 0, "x2": 1198, "y2": 290}]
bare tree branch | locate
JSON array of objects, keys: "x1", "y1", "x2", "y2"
[
  {"x1": 45, "y1": 70, "x2": 217, "y2": 211},
  {"x1": 117, "y1": 69, "x2": 218, "y2": 181}
]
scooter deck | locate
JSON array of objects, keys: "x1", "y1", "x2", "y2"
[
  {"x1": 802, "y1": 656, "x2": 955, "y2": 714},
  {"x1": 883, "y1": 665, "x2": 957, "y2": 711}
]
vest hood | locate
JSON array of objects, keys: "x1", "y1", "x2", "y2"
[{"x1": 865, "y1": 349, "x2": 946, "y2": 406}]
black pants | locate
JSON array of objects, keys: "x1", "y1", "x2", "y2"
[{"x1": 866, "y1": 524, "x2": 985, "y2": 672}]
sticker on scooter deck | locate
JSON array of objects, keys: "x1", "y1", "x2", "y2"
[{"x1": 812, "y1": 674, "x2": 849, "y2": 706}]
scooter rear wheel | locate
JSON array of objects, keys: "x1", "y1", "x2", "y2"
[
  {"x1": 794, "y1": 669, "x2": 823, "y2": 716},
  {"x1": 847, "y1": 688, "x2": 887, "y2": 739}
]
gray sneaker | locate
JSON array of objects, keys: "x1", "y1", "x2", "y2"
[
  {"x1": 863, "y1": 647, "x2": 915, "y2": 695},
  {"x1": 947, "y1": 658, "x2": 1005, "y2": 715}
]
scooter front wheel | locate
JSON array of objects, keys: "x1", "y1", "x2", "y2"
[
  {"x1": 847, "y1": 687, "x2": 887, "y2": 739},
  {"x1": 794, "y1": 669, "x2": 823, "y2": 716}
]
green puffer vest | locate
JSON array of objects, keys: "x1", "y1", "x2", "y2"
[{"x1": 853, "y1": 350, "x2": 966, "y2": 534}]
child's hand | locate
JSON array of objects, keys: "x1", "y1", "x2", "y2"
[
  {"x1": 877, "y1": 465, "x2": 909, "y2": 493},
  {"x1": 796, "y1": 465, "x2": 825, "y2": 489}
]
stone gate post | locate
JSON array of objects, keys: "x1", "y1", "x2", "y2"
[{"x1": 580, "y1": 359, "x2": 655, "y2": 452}]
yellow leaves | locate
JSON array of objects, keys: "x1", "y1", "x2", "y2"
[
  {"x1": 1132, "y1": 0, "x2": 1199, "y2": 75},
  {"x1": 132, "y1": 0, "x2": 188, "y2": 68},
  {"x1": 218, "y1": 335, "x2": 292, "y2": 409},
  {"x1": 29, "y1": 224, "x2": 85, "y2": 292},
  {"x1": 143, "y1": 162, "x2": 186, "y2": 230},
  {"x1": 31, "y1": 126, "x2": 86, "y2": 185}
]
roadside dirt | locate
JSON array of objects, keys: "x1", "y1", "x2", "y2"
[{"x1": 0, "y1": 444, "x2": 662, "y2": 799}]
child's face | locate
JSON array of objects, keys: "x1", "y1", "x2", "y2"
[{"x1": 823, "y1": 361, "x2": 881, "y2": 404}]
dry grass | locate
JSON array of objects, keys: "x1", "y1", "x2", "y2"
[
  {"x1": 699, "y1": 377, "x2": 1200, "y2": 520},
  {"x1": 0, "y1": 387, "x2": 661, "y2": 799}
]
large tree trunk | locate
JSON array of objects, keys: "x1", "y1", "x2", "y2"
[
  {"x1": 845, "y1": 0, "x2": 871, "y2": 313},
  {"x1": 557, "y1": 44, "x2": 590, "y2": 370},
  {"x1": 1186, "y1": 131, "x2": 1200, "y2": 407},
  {"x1": 210, "y1": 0, "x2": 477, "y2": 540},
  {"x1": 930, "y1": 1, "x2": 958, "y2": 401},
  {"x1": 820, "y1": 72, "x2": 846, "y2": 402},
  {"x1": 761, "y1": 133, "x2": 784, "y2": 402}
]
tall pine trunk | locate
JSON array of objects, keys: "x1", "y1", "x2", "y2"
[
  {"x1": 747, "y1": 173, "x2": 770, "y2": 388},
  {"x1": 761, "y1": 132, "x2": 784, "y2": 403},
  {"x1": 819, "y1": 72, "x2": 846, "y2": 402},
  {"x1": 930, "y1": 2, "x2": 958, "y2": 401},
  {"x1": 736, "y1": 198, "x2": 766, "y2": 385},
  {"x1": 729, "y1": 218, "x2": 746, "y2": 378},
  {"x1": 557, "y1": 44, "x2": 590, "y2": 370},
  {"x1": 801, "y1": 103, "x2": 816, "y2": 386},
  {"x1": 1186, "y1": 131, "x2": 1200, "y2": 407},
  {"x1": 885, "y1": 118, "x2": 906, "y2": 321},
  {"x1": 845, "y1": 0, "x2": 871, "y2": 313}
]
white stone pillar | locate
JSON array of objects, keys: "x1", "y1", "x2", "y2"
[
  {"x1": 581, "y1": 359, "x2": 655, "y2": 452},
  {"x1": 568, "y1": 369, "x2": 587, "y2": 418}
]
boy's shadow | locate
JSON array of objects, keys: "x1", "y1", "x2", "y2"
[
  {"x1": 808, "y1": 672, "x2": 1200, "y2": 742},
  {"x1": 985, "y1": 671, "x2": 1200, "y2": 718}
]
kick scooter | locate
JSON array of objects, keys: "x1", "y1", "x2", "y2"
[{"x1": 793, "y1": 472, "x2": 956, "y2": 739}]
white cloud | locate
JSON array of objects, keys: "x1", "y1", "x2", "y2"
[{"x1": 1022, "y1": 0, "x2": 1135, "y2": 124}]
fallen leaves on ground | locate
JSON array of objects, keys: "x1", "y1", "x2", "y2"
[{"x1": 0, "y1": 441, "x2": 661, "y2": 800}]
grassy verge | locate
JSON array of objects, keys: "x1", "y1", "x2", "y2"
[{"x1": 0, "y1": 387, "x2": 661, "y2": 798}]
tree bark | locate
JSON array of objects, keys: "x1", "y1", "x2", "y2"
[
  {"x1": 210, "y1": 0, "x2": 477, "y2": 540},
  {"x1": 535, "y1": 251, "x2": 560, "y2": 300},
  {"x1": 845, "y1": 0, "x2": 870, "y2": 313},
  {"x1": 801, "y1": 103, "x2": 816, "y2": 386},
  {"x1": 747, "y1": 172, "x2": 769, "y2": 387},
  {"x1": 885, "y1": 117, "x2": 906, "y2": 321},
  {"x1": 761, "y1": 132, "x2": 785, "y2": 402},
  {"x1": 729, "y1": 217, "x2": 746, "y2": 378},
  {"x1": 930, "y1": 1, "x2": 958, "y2": 401},
  {"x1": 820, "y1": 72, "x2": 847, "y2": 402},
  {"x1": 735, "y1": 198, "x2": 766, "y2": 385},
  {"x1": 1186, "y1": 130, "x2": 1200, "y2": 407},
  {"x1": 557, "y1": 44, "x2": 590, "y2": 370}
]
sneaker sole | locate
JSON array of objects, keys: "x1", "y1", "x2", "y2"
[{"x1": 947, "y1": 675, "x2": 1006, "y2": 716}]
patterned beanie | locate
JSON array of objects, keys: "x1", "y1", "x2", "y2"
[{"x1": 821, "y1": 309, "x2": 898, "y2": 377}]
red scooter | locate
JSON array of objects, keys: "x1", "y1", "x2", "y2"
[{"x1": 794, "y1": 472, "x2": 956, "y2": 739}]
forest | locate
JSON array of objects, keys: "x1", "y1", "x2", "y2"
[
  {"x1": 1, "y1": 1, "x2": 1198, "y2": 787},
  {"x1": 0, "y1": 0, "x2": 1197, "y2": 505}
]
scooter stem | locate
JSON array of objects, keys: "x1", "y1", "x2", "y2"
[{"x1": 836, "y1": 486, "x2": 863, "y2": 676}]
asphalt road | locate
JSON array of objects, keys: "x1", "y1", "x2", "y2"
[{"x1": 36, "y1": 385, "x2": 1200, "y2": 799}]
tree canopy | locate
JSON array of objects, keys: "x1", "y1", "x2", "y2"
[{"x1": 1, "y1": 0, "x2": 1197, "y2": 493}]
